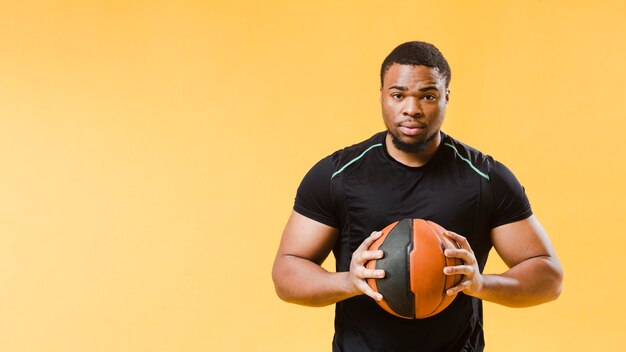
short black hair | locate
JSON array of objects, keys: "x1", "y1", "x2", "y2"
[{"x1": 380, "y1": 41, "x2": 451, "y2": 87}]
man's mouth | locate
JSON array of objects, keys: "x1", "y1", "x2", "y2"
[{"x1": 398, "y1": 124, "x2": 425, "y2": 136}]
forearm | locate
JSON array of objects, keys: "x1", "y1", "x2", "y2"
[
  {"x1": 472, "y1": 256, "x2": 563, "y2": 308},
  {"x1": 272, "y1": 254, "x2": 357, "y2": 307}
]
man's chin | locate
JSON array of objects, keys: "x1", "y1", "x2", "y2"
[{"x1": 389, "y1": 131, "x2": 437, "y2": 154}]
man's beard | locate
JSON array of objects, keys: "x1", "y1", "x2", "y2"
[{"x1": 389, "y1": 130, "x2": 439, "y2": 154}]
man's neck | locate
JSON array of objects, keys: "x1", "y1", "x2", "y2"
[{"x1": 385, "y1": 132, "x2": 442, "y2": 167}]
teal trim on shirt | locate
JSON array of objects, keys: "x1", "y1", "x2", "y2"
[
  {"x1": 331, "y1": 143, "x2": 383, "y2": 179},
  {"x1": 444, "y1": 143, "x2": 490, "y2": 180}
]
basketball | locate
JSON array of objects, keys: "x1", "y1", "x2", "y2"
[{"x1": 365, "y1": 218, "x2": 463, "y2": 319}]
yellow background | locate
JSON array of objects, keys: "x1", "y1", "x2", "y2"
[{"x1": 1, "y1": 1, "x2": 624, "y2": 351}]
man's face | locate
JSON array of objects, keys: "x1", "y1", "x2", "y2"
[{"x1": 380, "y1": 64, "x2": 450, "y2": 154}]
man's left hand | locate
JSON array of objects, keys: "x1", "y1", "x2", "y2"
[{"x1": 443, "y1": 231, "x2": 484, "y2": 297}]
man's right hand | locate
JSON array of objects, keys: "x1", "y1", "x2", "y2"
[
  {"x1": 273, "y1": 211, "x2": 387, "y2": 306},
  {"x1": 348, "y1": 231, "x2": 386, "y2": 301}
]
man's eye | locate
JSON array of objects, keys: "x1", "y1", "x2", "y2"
[
  {"x1": 391, "y1": 93, "x2": 403, "y2": 99},
  {"x1": 424, "y1": 95, "x2": 436, "y2": 101}
]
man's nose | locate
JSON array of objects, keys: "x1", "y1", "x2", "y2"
[{"x1": 402, "y1": 97, "x2": 421, "y2": 117}]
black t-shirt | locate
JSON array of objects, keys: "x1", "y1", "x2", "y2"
[{"x1": 294, "y1": 131, "x2": 532, "y2": 352}]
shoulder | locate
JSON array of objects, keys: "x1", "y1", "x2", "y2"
[
  {"x1": 443, "y1": 134, "x2": 533, "y2": 223},
  {"x1": 439, "y1": 133, "x2": 495, "y2": 181},
  {"x1": 293, "y1": 132, "x2": 386, "y2": 227},
  {"x1": 327, "y1": 131, "x2": 387, "y2": 179},
  {"x1": 440, "y1": 133, "x2": 525, "y2": 183},
  {"x1": 440, "y1": 133, "x2": 532, "y2": 227},
  {"x1": 332, "y1": 132, "x2": 386, "y2": 163},
  {"x1": 303, "y1": 132, "x2": 387, "y2": 179}
]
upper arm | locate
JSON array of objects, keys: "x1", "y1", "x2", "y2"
[
  {"x1": 279, "y1": 154, "x2": 340, "y2": 265},
  {"x1": 491, "y1": 215, "x2": 561, "y2": 269},
  {"x1": 275, "y1": 210, "x2": 339, "y2": 265}
]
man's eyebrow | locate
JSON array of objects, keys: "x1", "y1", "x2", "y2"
[
  {"x1": 387, "y1": 85, "x2": 407, "y2": 91},
  {"x1": 418, "y1": 85, "x2": 439, "y2": 92},
  {"x1": 387, "y1": 85, "x2": 440, "y2": 92}
]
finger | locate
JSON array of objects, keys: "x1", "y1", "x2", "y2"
[
  {"x1": 444, "y1": 231, "x2": 472, "y2": 252},
  {"x1": 353, "y1": 249, "x2": 384, "y2": 269},
  {"x1": 443, "y1": 265, "x2": 474, "y2": 277},
  {"x1": 446, "y1": 280, "x2": 470, "y2": 296},
  {"x1": 358, "y1": 231, "x2": 383, "y2": 250},
  {"x1": 360, "y1": 248, "x2": 384, "y2": 262},
  {"x1": 357, "y1": 281, "x2": 384, "y2": 301},
  {"x1": 357, "y1": 267, "x2": 386, "y2": 279},
  {"x1": 444, "y1": 248, "x2": 474, "y2": 263}
]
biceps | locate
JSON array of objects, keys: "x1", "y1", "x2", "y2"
[
  {"x1": 276, "y1": 210, "x2": 339, "y2": 265},
  {"x1": 491, "y1": 215, "x2": 558, "y2": 268}
]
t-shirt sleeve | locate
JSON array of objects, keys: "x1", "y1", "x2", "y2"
[
  {"x1": 490, "y1": 161, "x2": 533, "y2": 228},
  {"x1": 293, "y1": 155, "x2": 339, "y2": 228}
]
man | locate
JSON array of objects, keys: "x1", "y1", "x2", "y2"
[{"x1": 272, "y1": 41, "x2": 563, "y2": 351}]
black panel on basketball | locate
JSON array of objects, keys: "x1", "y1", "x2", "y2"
[{"x1": 375, "y1": 218, "x2": 415, "y2": 318}]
